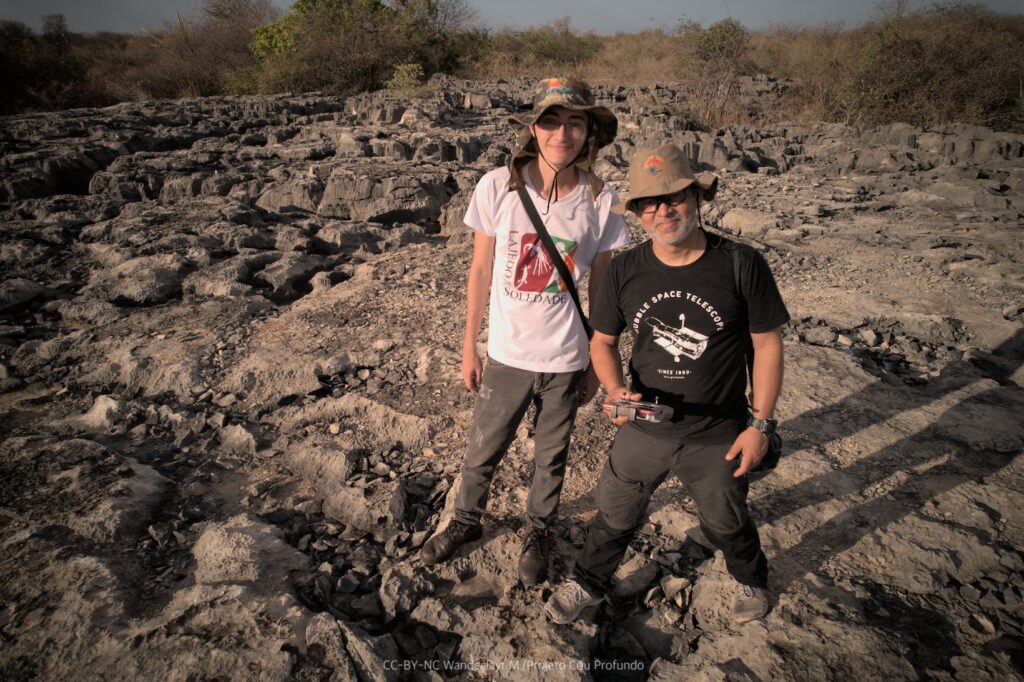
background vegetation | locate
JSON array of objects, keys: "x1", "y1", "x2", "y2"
[{"x1": 1, "y1": 0, "x2": 1021, "y2": 131}]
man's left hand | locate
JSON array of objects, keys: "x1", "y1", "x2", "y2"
[
  {"x1": 725, "y1": 427, "x2": 769, "y2": 478},
  {"x1": 578, "y1": 365, "x2": 601, "y2": 405}
]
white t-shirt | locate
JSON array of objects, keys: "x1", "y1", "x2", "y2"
[{"x1": 463, "y1": 165, "x2": 629, "y2": 372}]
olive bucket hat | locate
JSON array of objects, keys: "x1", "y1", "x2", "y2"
[
  {"x1": 612, "y1": 143, "x2": 719, "y2": 214},
  {"x1": 507, "y1": 75, "x2": 618, "y2": 200}
]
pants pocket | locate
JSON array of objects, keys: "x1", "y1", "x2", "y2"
[{"x1": 596, "y1": 454, "x2": 667, "y2": 531}]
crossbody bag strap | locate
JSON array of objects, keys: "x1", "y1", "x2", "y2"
[{"x1": 516, "y1": 185, "x2": 593, "y2": 339}]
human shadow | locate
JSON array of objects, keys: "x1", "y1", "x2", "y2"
[
  {"x1": 757, "y1": 327, "x2": 1022, "y2": 553},
  {"x1": 749, "y1": 328, "x2": 1024, "y2": 674}
]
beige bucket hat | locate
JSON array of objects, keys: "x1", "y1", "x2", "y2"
[
  {"x1": 507, "y1": 75, "x2": 618, "y2": 200},
  {"x1": 612, "y1": 143, "x2": 719, "y2": 214}
]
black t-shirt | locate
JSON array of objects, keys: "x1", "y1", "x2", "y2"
[{"x1": 590, "y1": 235, "x2": 790, "y2": 443}]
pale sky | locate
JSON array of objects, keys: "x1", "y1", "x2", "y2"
[{"x1": 1, "y1": 0, "x2": 1021, "y2": 34}]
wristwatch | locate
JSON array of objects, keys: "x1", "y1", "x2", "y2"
[{"x1": 746, "y1": 414, "x2": 778, "y2": 435}]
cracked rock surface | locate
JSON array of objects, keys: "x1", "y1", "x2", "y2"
[{"x1": 1, "y1": 79, "x2": 1022, "y2": 680}]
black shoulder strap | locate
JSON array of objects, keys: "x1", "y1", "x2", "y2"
[
  {"x1": 733, "y1": 245, "x2": 755, "y2": 402},
  {"x1": 516, "y1": 185, "x2": 593, "y2": 339}
]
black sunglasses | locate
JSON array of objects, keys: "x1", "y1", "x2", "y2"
[{"x1": 629, "y1": 187, "x2": 695, "y2": 214}]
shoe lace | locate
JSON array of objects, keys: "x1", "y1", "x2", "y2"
[
  {"x1": 523, "y1": 528, "x2": 548, "y2": 553},
  {"x1": 561, "y1": 580, "x2": 593, "y2": 605},
  {"x1": 444, "y1": 521, "x2": 472, "y2": 542}
]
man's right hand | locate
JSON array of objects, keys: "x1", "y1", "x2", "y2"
[
  {"x1": 462, "y1": 347, "x2": 483, "y2": 394},
  {"x1": 602, "y1": 386, "x2": 644, "y2": 425}
]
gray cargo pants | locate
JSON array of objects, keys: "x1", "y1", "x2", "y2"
[
  {"x1": 454, "y1": 358, "x2": 584, "y2": 530},
  {"x1": 574, "y1": 422, "x2": 768, "y2": 592}
]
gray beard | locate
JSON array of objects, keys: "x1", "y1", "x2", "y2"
[{"x1": 651, "y1": 213, "x2": 698, "y2": 246}]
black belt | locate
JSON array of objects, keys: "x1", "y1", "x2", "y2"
[{"x1": 638, "y1": 389, "x2": 747, "y2": 421}]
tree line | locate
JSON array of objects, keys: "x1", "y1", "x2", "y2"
[{"x1": 1, "y1": 0, "x2": 1021, "y2": 132}]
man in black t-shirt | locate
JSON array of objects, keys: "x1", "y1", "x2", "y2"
[{"x1": 545, "y1": 144, "x2": 790, "y2": 626}]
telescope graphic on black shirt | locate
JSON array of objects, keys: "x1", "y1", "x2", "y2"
[{"x1": 646, "y1": 315, "x2": 709, "y2": 362}]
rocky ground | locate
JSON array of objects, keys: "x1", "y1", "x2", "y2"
[{"x1": 1, "y1": 77, "x2": 1022, "y2": 681}]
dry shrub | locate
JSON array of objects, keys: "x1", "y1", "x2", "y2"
[
  {"x1": 460, "y1": 17, "x2": 601, "y2": 80},
  {"x1": 0, "y1": 17, "x2": 90, "y2": 114},
  {"x1": 837, "y1": 5, "x2": 1024, "y2": 130},
  {"x1": 750, "y1": 5, "x2": 1024, "y2": 131},
  {"x1": 576, "y1": 30, "x2": 685, "y2": 85},
  {"x1": 3, "y1": 0, "x2": 1021, "y2": 133},
  {"x1": 675, "y1": 18, "x2": 753, "y2": 129},
  {"x1": 114, "y1": 1, "x2": 275, "y2": 99},
  {"x1": 749, "y1": 22, "x2": 850, "y2": 122}
]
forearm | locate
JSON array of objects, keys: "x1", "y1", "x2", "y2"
[
  {"x1": 750, "y1": 330, "x2": 784, "y2": 419},
  {"x1": 463, "y1": 276, "x2": 488, "y2": 348},
  {"x1": 587, "y1": 251, "x2": 612, "y2": 310},
  {"x1": 463, "y1": 233, "x2": 494, "y2": 351},
  {"x1": 590, "y1": 333, "x2": 626, "y2": 391}
]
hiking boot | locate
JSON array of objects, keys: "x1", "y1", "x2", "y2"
[
  {"x1": 420, "y1": 520, "x2": 483, "y2": 565},
  {"x1": 517, "y1": 528, "x2": 551, "y2": 585},
  {"x1": 733, "y1": 583, "x2": 769, "y2": 624},
  {"x1": 544, "y1": 579, "x2": 603, "y2": 624}
]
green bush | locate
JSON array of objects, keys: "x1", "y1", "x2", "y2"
[{"x1": 248, "y1": 0, "x2": 473, "y2": 95}]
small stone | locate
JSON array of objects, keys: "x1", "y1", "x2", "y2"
[
  {"x1": 804, "y1": 326, "x2": 837, "y2": 345},
  {"x1": 969, "y1": 612, "x2": 997, "y2": 635},
  {"x1": 215, "y1": 393, "x2": 238, "y2": 407},
  {"x1": 836, "y1": 334, "x2": 854, "y2": 346},
  {"x1": 643, "y1": 584, "x2": 663, "y2": 606},
  {"x1": 336, "y1": 573, "x2": 360, "y2": 594},
  {"x1": 328, "y1": 422, "x2": 341, "y2": 435},
  {"x1": 859, "y1": 329, "x2": 882, "y2": 346},
  {"x1": 660, "y1": 575, "x2": 691, "y2": 601},
  {"x1": 349, "y1": 593, "x2": 383, "y2": 619}
]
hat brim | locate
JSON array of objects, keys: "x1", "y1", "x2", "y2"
[{"x1": 611, "y1": 173, "x2": 719, "y2": 214}]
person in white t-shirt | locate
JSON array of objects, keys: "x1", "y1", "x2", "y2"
[{"x1": 420, "y1": 76, "x2": 629, "y2": 585}]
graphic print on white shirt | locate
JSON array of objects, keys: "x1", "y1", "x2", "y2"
[{"x1": 514, "y1": 234, "x2": 577, "y2": 294}]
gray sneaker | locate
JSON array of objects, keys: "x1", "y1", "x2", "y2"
[
  {"x1": 545, "y1": 579, "x2": 602, "y2": 624},
  {"x1": 733, "y1": 583, "x2": 769, "y2": 624}
]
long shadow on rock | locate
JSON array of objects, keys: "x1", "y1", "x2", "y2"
[
  {"x1": 754, "y1": 330, "x2": 1024, "y2": 675},
  {"x1": 761, "y1": 329, "x2": 1022, "y2": 566},
  {"x1": 856, "y1": 578, "x2": 964, "y2": 677}
]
